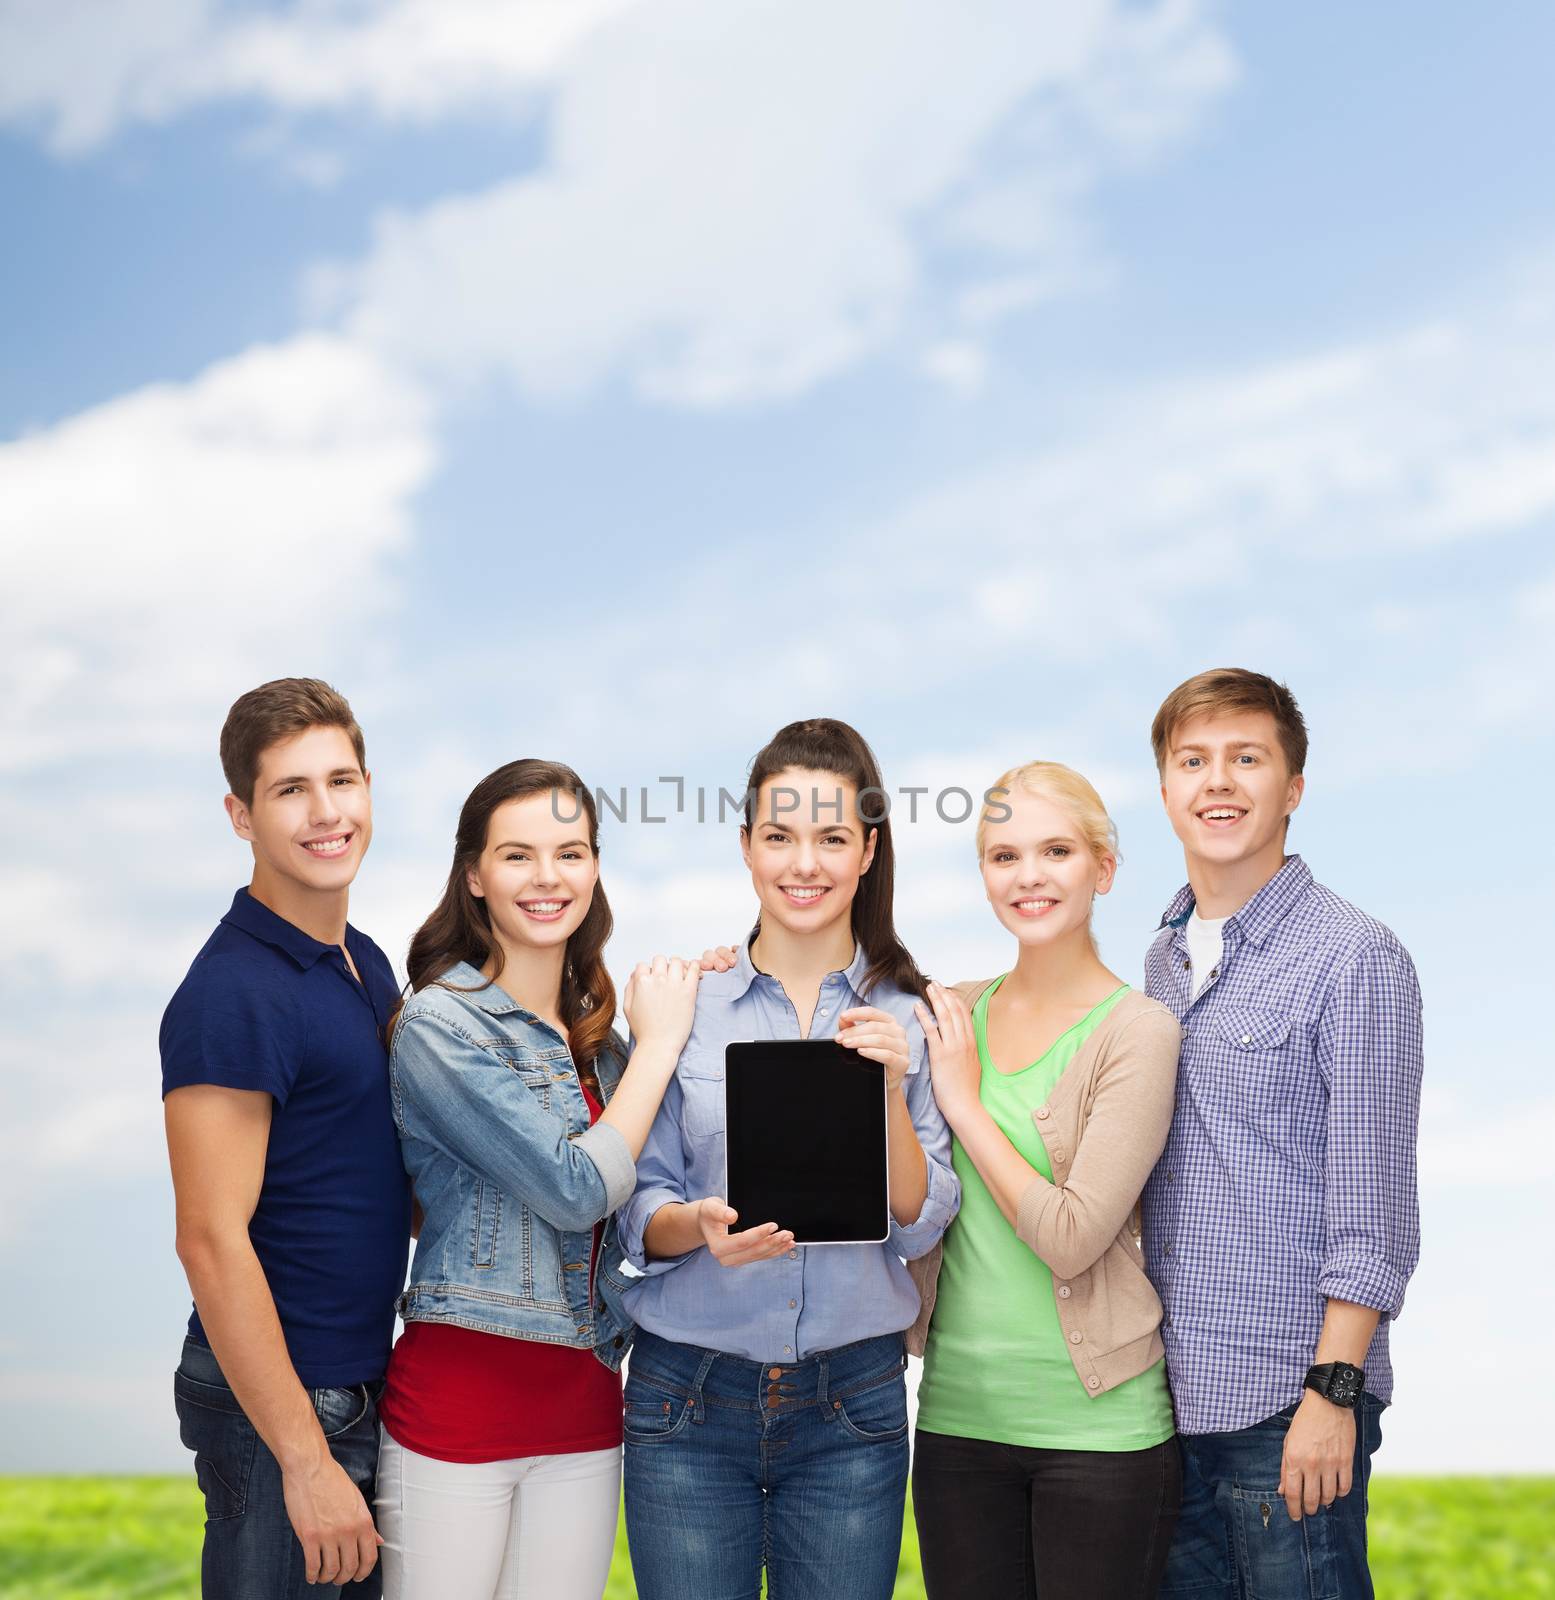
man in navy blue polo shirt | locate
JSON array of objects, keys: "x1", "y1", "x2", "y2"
[{"x1": 163, "y1": 678, "x2": 411, "y2": 1597}]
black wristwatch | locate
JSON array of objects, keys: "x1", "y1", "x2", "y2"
[{"x1": 1304, "y1": 1361, "x2": 1365, "y2": 1409}]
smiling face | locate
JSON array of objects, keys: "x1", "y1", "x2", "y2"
[
  {"x1": 981, "y1": 789, "x2": 1114, "y2": 950},
  {"x1": 740, "y1": 768, "x2": 877, "y2": 941},
  {"x1": 226, "y1": 724, "x2": 372, "y2": 895},
  {"x1": 1160, "y1": 710, "x2": 1305, "y2": 874},
  {"x1": 466, "y1": 790, "x2": 599, "y2": 958}
]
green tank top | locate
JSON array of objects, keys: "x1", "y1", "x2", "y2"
[{"x1": 916, "y1": 978, "x2": 1176, "y2": 1450}]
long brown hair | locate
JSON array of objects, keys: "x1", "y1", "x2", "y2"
[
  {"x1": 743, "y1": 718, "x2": 929, "y2": 1002},
  {"x1": 406, "y1": 759, "x2": 616, "y2": 1093}
]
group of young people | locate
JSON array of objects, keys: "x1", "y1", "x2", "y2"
[{"x1": 161, "y1": 668, "x2": 1422, "y2": 1600}]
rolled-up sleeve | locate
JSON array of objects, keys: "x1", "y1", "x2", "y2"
[
  {"x1": 617, "y1": 1072, "x2": 697, "y2": 1276},
  {"x1": 888, "y1": 1030, "x2": 960, "y2": 1260},
  {"x1": 392, "y1": 1013, "x2": 625, "y2": 1233},
  {"x1": 1316, "y1": 940, "x2": 1423, "y2": 1318}
]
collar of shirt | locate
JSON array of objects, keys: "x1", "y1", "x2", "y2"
[
  {"x1": 435, "y1": 959, "x2": 546, "y2": 1020},
  {"x1": 221, "y1": 886, "x2": 368, "y2": 972},
  {"x1": 728, "y1": 925, "x2": 874, "y2": 1004},
  {"x1": 1156, "y1": 854, "x2": 1314, "y2": 948}
]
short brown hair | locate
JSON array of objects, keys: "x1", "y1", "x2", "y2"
[
  {"x1": 220, "y1": 678, "x2": 366, "y2": 805},
  {"x1": 1151, "y1": 668, "x2": 1307, "y2": 776}
]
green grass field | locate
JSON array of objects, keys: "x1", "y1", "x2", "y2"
[{"x1": 1, "y1": 1477, "x2": 1550, "y2": 1598}]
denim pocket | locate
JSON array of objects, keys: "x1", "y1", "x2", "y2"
[
  {"x1": 622, "y1": 1371, "x2": 695, "y2": 1445},
  {"x1": 174, "y1": 1372, "x2": 256, "y2": 1520},
  {"x1": 832, "y1": 1369, "x2": 909, "y2": 1445},
  {"x1": 471, "y1": 1177, "x2": 502, "y2": 1269},
  {"x1": 1230, "y1": 1481, "x2": 1339, "y2": 1600},
  {"x1": 314, "y1": 1383, "x2": 371, "y2": 1440}
]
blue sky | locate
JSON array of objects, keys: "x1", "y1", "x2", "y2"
[{"x1": 2, "y1": 0, "x2": 1553, "y2": 1473}]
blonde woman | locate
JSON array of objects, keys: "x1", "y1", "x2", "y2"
[{"x1": 909, "y1": 763, "x2": 1182, "y2": 1600}]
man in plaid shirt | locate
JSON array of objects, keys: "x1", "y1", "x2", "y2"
[{"x1": 1142, "y1": 669, "x2": 1422, "y2": 1600}]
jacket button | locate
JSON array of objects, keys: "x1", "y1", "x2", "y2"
[
  {"x1": 1052, "y1": 1149, "x2": 1065, "y2": 1162},
  {"x1": 1087, "y1": 1376, "x2": 1101, "y2": 1390},
  {"x1": 613, "y1": 1335, "x2": 624, "y2": 1349},
  {"x1": 575, "y1": 1325, "x2": 589, "y2": 1337},
  {"x1": 1036, "y1": 1107, "x2": 1051, "y2": 1120},
  {"x1": 1057, "y1": 1285, "x2": 1071, "y2": 1299},
  {"x1": 1069, "y1": 1331, "x2": 1082, "y2": 1345}
]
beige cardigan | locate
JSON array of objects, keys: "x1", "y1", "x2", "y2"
[{"x1": 906, "y1": 981, "x2": 1181, "y2": 1398}]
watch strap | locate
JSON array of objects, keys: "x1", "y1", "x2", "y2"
[{"x1": 1303, "y1": 1360, "x2": 1365, "y2": 1409}]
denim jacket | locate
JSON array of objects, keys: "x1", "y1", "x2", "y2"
[{"x1": 388, "y1": 961, "x2": 638, "y2": 1370}]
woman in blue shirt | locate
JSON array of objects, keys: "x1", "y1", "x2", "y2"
[{"x1": 616, "y1": 717, "x2": 959, "y2": 1600}]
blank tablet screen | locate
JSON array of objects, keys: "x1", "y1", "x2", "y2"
[{"x1": 724, "y1": 1039, "x2": 889, "y2": 1245}]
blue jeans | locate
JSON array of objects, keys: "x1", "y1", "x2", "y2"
[
  {"x1": 174, "y1": 1337, "x2": 384, "y2": 1600},
  {"x1": 623, "y1": 1328, "x2": 910, "y2": 1600},
  {"x1": 1160, "y1": 1394, "x2": 1385, "y2": 1600}
]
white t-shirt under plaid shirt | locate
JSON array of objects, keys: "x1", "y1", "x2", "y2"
[{"x1": 1141, "y1": 855, "x2": 1423, "y2": 1435}]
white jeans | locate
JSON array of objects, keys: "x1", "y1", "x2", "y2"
[{"x1": 376, "y1": 1428, "x2": 621, "y2": 1600}]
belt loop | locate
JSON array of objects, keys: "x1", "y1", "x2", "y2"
[{"x1": 690, "y1": 1347, "x2": 718, "y2": 1423}]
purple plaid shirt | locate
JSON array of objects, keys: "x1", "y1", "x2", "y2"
[{"x1": 1141, "y1": 855, "x2": 1422, "y2": 1435}]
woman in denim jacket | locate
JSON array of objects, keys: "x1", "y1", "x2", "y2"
[
  {"x1": 376, "y1": 759, "x2": 700, "y2": 1600},
  {"x1": 616, "y1": 719, "x2": 960, "y2": 1600}
]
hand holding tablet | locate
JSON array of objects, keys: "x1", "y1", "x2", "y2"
[
  {"x1": 834, "y1": 1005, "x2": 913, "y2": 1089},
  {"x1": 692, "y1": 1196, "x2": 796, "y2": 1267},
  {"x1": 724, "y1": 1038, "x2": 891, "y2": 1245}
]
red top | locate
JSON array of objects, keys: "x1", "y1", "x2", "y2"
[{"x1": 378, "y1": 1081, "x2": 623, "y2": 1463}]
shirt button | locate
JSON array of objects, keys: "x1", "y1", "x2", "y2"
[
  {"x1": 1182, "y1": 959, "x2": 1191, "y2": 970},
  {"x1": 1057, "y1": 1285, "x2": 1071, "y2": 1299},
  {"x1": 819, "y1": 1007, "x2": 829, "y2": 1016},
  {"x1": 1164, "y1": 1244, "x2": 1174, "y2": 1257},
  {"x1": 1087, "y1": 1376, "x2": 1101, "y2": 1390},
  {"x1": 784, "y1": 1345, "x2": 792, "y2": 1355},
  {"x1": 1241, "y1": 1034, "x2": 1252, "y2": 1045},
  {"x1": 789, "y1": 1299, "x2": 798, "y2": 1309},
  {"x1": 1166, "y1": 1171, "x2": 1175, "y2": 1183},
  {"x1": 1069, "y1": 1331, "x2": 1082, "y2": 1345},
  {"x1": 788, "y1": 1250, "x2": 798, "y2": 1260}
]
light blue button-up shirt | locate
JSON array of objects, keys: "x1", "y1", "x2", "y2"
[{"x1": 617, "y1": 938, "x2": 959, "y2": 1363}]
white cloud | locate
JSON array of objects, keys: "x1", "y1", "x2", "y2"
[
  {"x1": 919, "y1": 340, "x2": 989, "y2": 399},
  {"x1": 0, "y1": 331, "x2": 437, "y2": 1245},
  {"x1": 0, "y1": 0, "x2": 635, "y2": 153},
  {"x1": 1419, "y1": 1090, "x2": 1555, "y2": 1188},
  {"x1": 1, "y1": 331, "x2": 436, "y2": 771},
  {"x1": 326, "y1": 0, "x2": 1235, "y2": 407}
]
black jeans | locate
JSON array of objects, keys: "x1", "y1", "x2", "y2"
[{"x1": 913, "y1": 1426, "x2": 1182, "y2": 1600}]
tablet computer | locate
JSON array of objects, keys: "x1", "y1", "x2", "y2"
[{"x1": 724, "y1": 1039, "x2": 889, "y2": 1245}]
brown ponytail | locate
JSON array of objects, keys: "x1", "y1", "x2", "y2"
[{"x1": 743, "y1": 718, "x2": 929, "y2": 1003}]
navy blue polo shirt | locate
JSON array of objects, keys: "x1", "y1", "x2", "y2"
[{"x1": 160, "y1": 888, "x2": 411, "y2": 1387}]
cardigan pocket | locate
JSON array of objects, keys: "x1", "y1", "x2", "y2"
[{"x1": 1083, "y1": 1240, "x2": 1166, "y2": 1356}]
